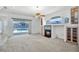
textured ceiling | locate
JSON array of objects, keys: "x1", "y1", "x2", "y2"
[{"x1": 0, "y1": 6, "x2": 71, "y2": 16}]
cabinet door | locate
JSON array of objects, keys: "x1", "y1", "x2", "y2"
[
  {"x1": 72, "y1": 28, "x2": 78, "y2": 42},
  {"x1": 67, "y1": 28, "x2": 71, "y2": 41}
]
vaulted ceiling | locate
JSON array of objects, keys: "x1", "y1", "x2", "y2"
[{"x1": 0, "y1": 6, "x2": 71, "y2": 16}]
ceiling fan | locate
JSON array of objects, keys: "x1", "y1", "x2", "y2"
[{"x1": 34, "y1": 6, "x2": 45, "y2": 17}]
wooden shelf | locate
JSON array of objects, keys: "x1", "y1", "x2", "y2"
[
  {"x1": 66, "y1": 27, "x2": 78, "y2": 44},
  {"x1": 71, "y1": 7, "x2": 78, "y2": 24}
]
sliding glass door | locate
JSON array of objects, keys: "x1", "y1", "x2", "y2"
[{"x1": 12, "y1": 18, "x2": 31, "y2": 34}]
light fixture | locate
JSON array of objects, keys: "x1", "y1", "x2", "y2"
[{"x1": 35, "y1": 12, "x2": 45, "y2": 17}]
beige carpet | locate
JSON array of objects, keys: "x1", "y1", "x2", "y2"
[{"x1": 0, "y1": 34, "x2": 79, "y2": 52}]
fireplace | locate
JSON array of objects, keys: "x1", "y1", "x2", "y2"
[{"x1": 44, "y1": 25, "x2": 51, "y2": 38}]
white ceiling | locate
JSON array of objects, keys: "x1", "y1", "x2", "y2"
[{"x1": 0, "y1": 6, "x2": 71, "y2": 16}]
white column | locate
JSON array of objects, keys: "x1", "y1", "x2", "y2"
[{"x1": 40, "y1": 16, "x2": 46, "y2": 35}]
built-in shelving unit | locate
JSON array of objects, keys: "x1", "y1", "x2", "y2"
[{"x1": 66, "y1": 6, "x2": 78, "y2": 45}]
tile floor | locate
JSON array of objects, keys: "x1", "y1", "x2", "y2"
[{"x1": 0, "y1": 34, "x2": 79, "y2": 52}]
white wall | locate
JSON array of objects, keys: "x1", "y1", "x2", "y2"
[{"x1": 31, "y1": 17, "x2": 41, "y2": 34}]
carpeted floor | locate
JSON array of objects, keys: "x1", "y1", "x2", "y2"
[{"x1": 0, "y1": 34, "x2": 79, "y2": 52}]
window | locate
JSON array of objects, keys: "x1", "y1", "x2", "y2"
[{"x1": 46, "y1": 16, "x2": 69, "y2": 24}]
